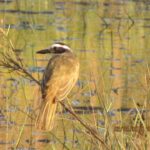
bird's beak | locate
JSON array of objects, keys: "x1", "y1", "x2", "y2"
[{"x1": 36, "y1": 49, "x2": 50, "y2": 54}]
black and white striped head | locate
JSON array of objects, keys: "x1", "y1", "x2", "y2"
[{"x1": 36, "y1": 43, "x2": 71, "y2": 54}]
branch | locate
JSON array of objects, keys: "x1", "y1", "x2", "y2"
[
  {"x1": 59, "y1": 101, "x2": 110, "y2": 150},
  {"x1": 0, "y1": 52, "x2": 40, "y2": 86}
]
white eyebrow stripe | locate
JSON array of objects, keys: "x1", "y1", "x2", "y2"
[{"x1": 51, "y1": 44, "x2": 71, "y2": 50}]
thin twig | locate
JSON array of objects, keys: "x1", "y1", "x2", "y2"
[
  {"x1": 0, "y1": 52, "x2": 40, "y2": 86},
  {"x1": 59, "y1": 101, "x2": 110, "y2": 150}
]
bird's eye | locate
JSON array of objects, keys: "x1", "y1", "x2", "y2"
[{"x1": 53, "y1": 46, "x2": 57, "y2": 50}]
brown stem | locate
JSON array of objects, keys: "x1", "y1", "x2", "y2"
[{"x1": 59, "y1": 101, "x2": 110, "y2": 150}]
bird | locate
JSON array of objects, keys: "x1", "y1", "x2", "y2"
[{"x1": 35, "y1": 43, "x2": 80, "y2": 131}]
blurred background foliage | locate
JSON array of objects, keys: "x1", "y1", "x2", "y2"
[{"x1": 0, "y1": 0, "x2": 150, "y2": 149}]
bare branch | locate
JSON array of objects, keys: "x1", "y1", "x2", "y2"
[
  {"x1": 0, "y1": 52, "x2": 40, "y2": 86},
  {"x1": 59, "y1": 101, "x2": 110, "y2": 150}
]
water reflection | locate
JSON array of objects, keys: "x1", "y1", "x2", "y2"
[{"x1": 0, "y1": 0, "x2": 150, "y2": 149}]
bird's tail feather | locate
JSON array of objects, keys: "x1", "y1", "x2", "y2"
[{"x1": 35, "y1": 100, "x2": 57, "y2": 131}]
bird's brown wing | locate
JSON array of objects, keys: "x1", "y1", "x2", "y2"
[
  {"x1": 41, "y1": 54, "x2": 79, "y2": 101},
  {"x1": 41, "y1": 56, "x2": 57, "y2": 98}
]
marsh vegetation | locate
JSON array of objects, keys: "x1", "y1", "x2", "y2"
[{"x1": 0, "y1": 0, "x2": 150, "y2": 149}]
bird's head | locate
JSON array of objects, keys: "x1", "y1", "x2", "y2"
[{"x1": 36, "y1": 43, "x2": 72, "y2": 54}]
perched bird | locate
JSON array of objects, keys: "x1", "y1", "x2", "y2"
[{"x1": 36, "y1": 43, "x2": 79, "y2": 131}]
